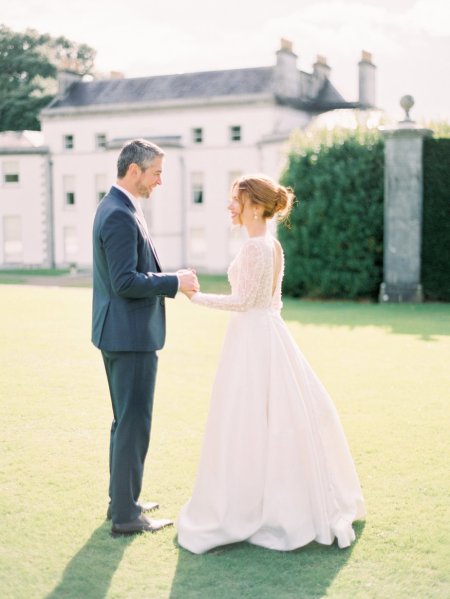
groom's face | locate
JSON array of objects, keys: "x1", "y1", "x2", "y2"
[{"x1": 135, "y1": 156, "x2": 163, "y2": 198}]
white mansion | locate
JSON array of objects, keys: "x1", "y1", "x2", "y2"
[{"x1": 0, "y1": 40, "x2": 376, "y2": 272}]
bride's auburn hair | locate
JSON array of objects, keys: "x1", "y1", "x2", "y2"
[{"x1": 233, "y1": 174, "x2": 294, "y2": 222}]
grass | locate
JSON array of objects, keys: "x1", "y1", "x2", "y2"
[
  {"x1": 197, "y1": 274, "x2": 230, "y2": 293},
  {"x1": 0, "y1": 268, "x2": 69, "y2": 282},
  {"x1": 0, "y1": 284, "x2": 449, "y2": 599},
  {"x1": 0, "y1": 268, "x2": 70, "y2": 275},
  {"x1": 0, "y1": 269, "x2": 91, "y2": 287}
]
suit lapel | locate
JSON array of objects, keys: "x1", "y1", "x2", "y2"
[
  {"x1": 144, "y1": 227, "x2": 162, "y2": 271},
  {"x1": 134, "y1": 209, "x2": 162, "y2": 271},
  {"x1": 109, "y1": 186, "x2": 162, "y2": 271}
]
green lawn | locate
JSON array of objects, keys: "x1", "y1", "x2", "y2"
[
  {"x1": 0, "y1": 269, "x2": 91, "y2": 289},
  {"x1": 0, "y1": 285, "x2": 449, "y2": 599}
]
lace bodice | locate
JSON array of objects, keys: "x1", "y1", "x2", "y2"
[{"x1": 191, "y1": 234, "x2": 284, "y2": 312}]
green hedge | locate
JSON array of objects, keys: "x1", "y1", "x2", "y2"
[
  {"x1": 279, "y1": 129, "x2": 384, "y2": 299},
  {"x1": 422, "y1": 138, "x2": 450, "y2": 301}
]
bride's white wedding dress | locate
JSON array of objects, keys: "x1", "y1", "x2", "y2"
[{"x1": 177, "y1": 233, "x2": 366, "y2": 554}]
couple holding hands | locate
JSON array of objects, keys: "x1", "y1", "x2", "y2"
[{"x1": 92, "y1": 138, "x2": 365, "y2": 554}]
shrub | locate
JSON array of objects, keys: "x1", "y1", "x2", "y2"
[
  {"x1": 279, "y1": 128, "x2": 384, "y2": 299},
  {"x1": 422, "y1": 137, "x2": 450, "y2": 301}
]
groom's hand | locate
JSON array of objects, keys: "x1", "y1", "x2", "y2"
[{"x1": 177, "y1": 269, "x2": 199, "y2": 297}]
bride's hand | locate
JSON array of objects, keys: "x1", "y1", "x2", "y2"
[{"x1": 184, "y1": 288, "x2": 198, "y2": 300}]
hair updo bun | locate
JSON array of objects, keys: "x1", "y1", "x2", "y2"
[
  {"x1": 232, "y1": 174, "x2": 295, "y2": 222},
  {"x1": 274, "y1": 185, "x2": 294, "y2": 221}
]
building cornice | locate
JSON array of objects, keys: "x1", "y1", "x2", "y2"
[
  {"x1": 40, "y1": 93, "x2": 275, "y2": 120},
  {"x1": 258, "y1": 131, "x2": 292, "y2": 145},
  {"x1": 275, "y1": 94, "x2": 362, "y2": 113},
  {"x1": 107, "y1": 136, "x2": 184, "y2": 150},
  {"x1": 0, "y1": 147, "x2": 49, "y2": 155}
]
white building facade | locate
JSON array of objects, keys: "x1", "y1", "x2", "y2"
[
  {"x1": 0, "y1": 41, "x2": 376, "y2": 272},
  {"x1": 0, "y1": 131, "x2": 52, "y2": 266}
]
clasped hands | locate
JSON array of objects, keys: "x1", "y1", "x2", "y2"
[{"x1": 177, "y1": 268, "x2": 200, "y2": 299}]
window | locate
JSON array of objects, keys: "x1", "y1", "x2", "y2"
[
  {"x1": 192, "y1": 128, "x2": 203, "y2": 144},
  {"x1": 3, "y1": 161, "x2": 20, "y2": 184},
  {"x1": 191, "y1": 173, "x2": 204, "y2": 205},
  {"x1": 229, "y1": 125, "x2": 241, "y2": 142},
  {"x1": 63, "y1": 175, "x2": 76, "y2": 206},
  {"x1": 63, "y1": 227, "x2": 78, "y2": 262},
  {"x1": 3, "y1": 215, "x2": 23, "y2": 262},
  {"x1": 95, "y1": 134, "x2": 107, "y2": 149},
  {"x1": 95, "y1": 174, "x2": 107, "y2": 203},
  {"x1": 63, "y1": 135, "x2": 74, "y2": 150}
]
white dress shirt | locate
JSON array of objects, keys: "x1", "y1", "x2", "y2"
[{"x1": 113, "y1": 184, "x2": 147, "y2": 229}]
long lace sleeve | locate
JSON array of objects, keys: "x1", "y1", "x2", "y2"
[{"x1": 191, "y1": 240, "x2": 266, "y2": 311}]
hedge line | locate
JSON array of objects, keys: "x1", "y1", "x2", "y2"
[
  {"x1": 279, "y1": 129, "x2": 384, "y2": 299},
  {"x1": 422, "y1": 138, "x2": 450, "y2": 301}
]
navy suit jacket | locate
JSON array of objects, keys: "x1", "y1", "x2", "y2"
[{"x1": 91, "y1": 186, "x2": 179, "y2": 351}]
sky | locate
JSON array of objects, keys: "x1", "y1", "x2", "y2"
[{"x1": 2, "y1": 0, "x2": 450, "y2": 121}]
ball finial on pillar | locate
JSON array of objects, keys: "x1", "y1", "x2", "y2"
[{"x1": 400, "y1": 95, "x2": 414, "y2": 121}]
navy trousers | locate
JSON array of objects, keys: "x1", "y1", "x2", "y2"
[{"x1": 101, "y1": 350, "x2": 158, "y2": 524}]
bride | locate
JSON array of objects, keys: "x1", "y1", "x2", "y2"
[{"x1": 177, "y1": 174, "x2": 366, "y2": 554}]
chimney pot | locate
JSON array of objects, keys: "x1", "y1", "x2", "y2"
[{"x1": 280, "y1": 38, "x2": 294, "y2": 53}]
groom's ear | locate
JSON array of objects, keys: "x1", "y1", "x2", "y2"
[{"x1": 127, "y1": 163, "x2": 140, "y2": 178}]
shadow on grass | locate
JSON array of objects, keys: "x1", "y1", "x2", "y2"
[
  {"x1": 169, "y1": 522, "x2": 365, "y2": 599},
  {"x1": 45, "y1": 523, "x2": 134, "y2": 599},
  {"x1": 282, "y1": 299, "x2": 450, "y2": 340}
]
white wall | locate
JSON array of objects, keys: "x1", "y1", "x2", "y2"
[
  {"x1": 0, "y1": 153, "x2": 49, "y2": 266},
  {"x1": 39, "y1": 98, "x2": 310, "y2": 271},
  {"x1": 51, "y1": 150, "x2": 113, "y2": 267}
]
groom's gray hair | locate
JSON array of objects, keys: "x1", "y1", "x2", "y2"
[{"x1": 117, "y1": 139, "x2": 165, "y2": 178}]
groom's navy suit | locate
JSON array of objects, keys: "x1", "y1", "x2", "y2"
[{"x1": 92, "y1": 185, "x2": 178, "y2": 524}]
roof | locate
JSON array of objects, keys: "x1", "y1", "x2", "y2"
[
  {"x1": 44, "y1": 64, "x2": 360, "y2": 115},
  {"x1": 0, "y1": 131, "x2": 48, "y2": 155},
  {"x1": 48, "y1": 67, "x2": 275, "y2": 109},
  {"x1": 278, "y1": 79, "x2": 360, "y2": 112}
]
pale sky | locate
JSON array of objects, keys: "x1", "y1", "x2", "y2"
[{"x1": 3, "y1": 0, "x2": 450, "y2": 121}]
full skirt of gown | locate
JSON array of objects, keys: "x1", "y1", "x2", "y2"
[{"x1": 176, "y1": 308, "x2": 366, "y2": 554}]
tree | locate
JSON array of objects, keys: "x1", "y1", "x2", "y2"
[
  {"x1": 40, "y1": 33, "x2": 96, "y2": 75},
  {"x1": 0, "y1": 25, "x2": 96, "y2": 131}
]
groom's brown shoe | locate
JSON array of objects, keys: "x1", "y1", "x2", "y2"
[
  {"x1": 111, "y1": 514, "x2": 173, "y2": 535},
  {"x1": 106, "y1": 501, "x2": 159, "y2": 520}
]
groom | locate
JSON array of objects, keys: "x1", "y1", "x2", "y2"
[{"x1": 92, "y1": 138, "x2": 198, "y2": 534}]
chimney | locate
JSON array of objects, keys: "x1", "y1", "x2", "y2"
[
  {"x1": 358, "y1": 50, "x2": 376, "y2": 107},
  {"x1": 57, "y1": 69, "x2": 83, "y2": 96},
  {"x1": 275, "y1": 38, "x2": 300, "y2": 99},
  {"x1": 313, "y1": 55, "x2": 331, "y2": 81},
  {"x1": 308, "y1": 55, "x2": 331, "y2": 98}
]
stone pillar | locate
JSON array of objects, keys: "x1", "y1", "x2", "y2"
[{"x1": 379, "y1": 96, "x2": 433, "y2": 303}]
